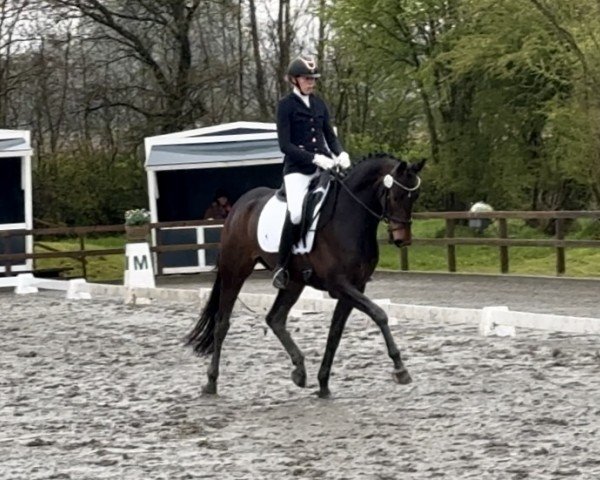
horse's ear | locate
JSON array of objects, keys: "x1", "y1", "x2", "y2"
[{"x1": 411, "y1": 158, "x2": 426, "y2": 173}]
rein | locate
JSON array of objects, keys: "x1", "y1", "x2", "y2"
[
  {"x1": 332, "y1": 171, "x2": 386, "y2": 221},
  {"x1": 331, "y1": 167, "x2": 421, "y2": 226}
]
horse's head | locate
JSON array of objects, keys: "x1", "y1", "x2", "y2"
[{"x1": 381, "y1": 158, "x2": 426, "y2": 247}]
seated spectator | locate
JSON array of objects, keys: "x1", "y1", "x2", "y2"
[{"x1": 203, "y1": 188, "x2": 232, "y2": 220}]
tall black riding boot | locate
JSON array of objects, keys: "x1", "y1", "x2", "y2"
[{"x1": 273, "y1": 214, "x2": 296, "y2": 289}]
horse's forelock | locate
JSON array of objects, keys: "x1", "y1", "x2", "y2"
[{"x1": 394, "y1": 160, "x2": 408, "y2": 175}]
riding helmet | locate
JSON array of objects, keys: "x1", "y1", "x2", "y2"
[{"x1": 287, "y1": 56, "x2": 321, "y2": 78}]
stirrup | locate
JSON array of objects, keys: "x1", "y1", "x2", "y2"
[{"x1": 272, "y1": 267, "x2": 289, "y2": 289}]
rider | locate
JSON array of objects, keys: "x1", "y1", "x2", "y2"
[{"x1": 272, "y1": 55, "x2": 351, "y2": 289}]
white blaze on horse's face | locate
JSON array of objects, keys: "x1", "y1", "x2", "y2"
[{"x1": 384, "y1": 160, "x2": 425, "y2": 247}]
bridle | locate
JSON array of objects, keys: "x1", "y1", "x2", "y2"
[
  {"x1": 332, "y1": 164, "x2": 421, "y2": 227},
  {"x1": 381, "y1": 165, "x2": 421, "y2": 227}
]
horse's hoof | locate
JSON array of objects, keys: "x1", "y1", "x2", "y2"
[
  {"x1": 202, "y1": 383, "x2": 217, "y2": 395},
  {"x1": 315, "y1": 388, "x2": 331, "y2": 399},
  {"x1": 392, "y1": 368, "x2": 412, "y2": 385},
  {"x1": 291, "y1": 368, "x2": 307, "y2": 388}
]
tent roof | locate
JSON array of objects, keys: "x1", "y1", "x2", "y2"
[
  {"x1": 0, "y1": 129, "x2": 32, "y2": 157},
  {"x1": 144, "y1": 122, "x2": 282, "y2": 171}
]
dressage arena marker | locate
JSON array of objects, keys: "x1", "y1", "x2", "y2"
[
  {"x1": 479, "y1": 306, "x2": 516, "y2": 336},
  {"x1": 2, "y1": 276, "x2": 599, "y2": 335},
  {"x1": 4, "y1": 274, "x2": 91, "y2": 299},
  {"x1": 124, "y1": 242, "x2": 155, "y2": 289},
  {"x1": 123, "y1": 241, "x2": 156, "y2": 305}
]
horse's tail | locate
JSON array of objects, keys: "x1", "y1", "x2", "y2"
[{"x1": 185, "y1": 271, "x2": 221, "y2": 356}]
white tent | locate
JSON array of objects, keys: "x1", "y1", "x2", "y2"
[
  {"x1": 144, "y1": 121, "x2": 283, "y2": 273},
  {"x1": 0, "y1": 129, "x2": 33, "y2": 273}
]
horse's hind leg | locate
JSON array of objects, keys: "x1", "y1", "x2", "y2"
[
  {"x1": 266, "y1": 282, "x2": 307, "y2": 388},
  {"x1": 203, "y1": 261, "x2": 254, "y2": 395}
]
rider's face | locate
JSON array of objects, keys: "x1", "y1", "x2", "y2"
[{"x1": 296, "y1": 76, "x2": 316, "y2": 94}]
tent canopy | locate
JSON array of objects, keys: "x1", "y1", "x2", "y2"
[
  {"x1": 0, "y1": 129, "x2": 32, "y2": 157},
  {"x1": 145, "y1": 122, "x2": 282, "y2": 171},
  {"x1": 144, "y1": 122, "x2": 285, "y2": 273}
]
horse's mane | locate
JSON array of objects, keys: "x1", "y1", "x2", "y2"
[{"x1": 344, "y1": 152, "x2": 406, "y2": 190}]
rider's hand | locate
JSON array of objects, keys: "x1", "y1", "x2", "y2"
[
  {"x1": 336, "y1": 151, "x2": 351, "y2": 170},
  {"x1": 313, "y1": 154, "x2": 335, "y2": 170}
]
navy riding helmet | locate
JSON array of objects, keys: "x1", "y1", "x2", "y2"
[{"x1": 287, "y1": 56, "x2": 321, "y2": 79}]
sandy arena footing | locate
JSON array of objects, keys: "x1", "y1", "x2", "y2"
[{"x1": 1, "y1": 288, "x2": 600, "y2": 479}]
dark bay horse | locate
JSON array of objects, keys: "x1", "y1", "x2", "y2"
[{"x1": 186, "y1": 153, "x2": 425, "y2": 398}]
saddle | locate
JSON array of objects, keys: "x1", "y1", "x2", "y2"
[
  {"x1": 256, "y1": 172, "x2": 332, "y2": 255},
  {"x1": 276, "y1": 171, "x2": 331, "y2": 244}
]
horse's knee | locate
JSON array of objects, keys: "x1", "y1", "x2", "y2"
[
  {"x1": 371, "y1": 306, "x2": 388, "y2": 327},
  {"x1": 266, "y1": 311, "x2": 275, "y2": 327},
  {"x1": 267, "y1": 319, "x2": 287, "y2": 336}
]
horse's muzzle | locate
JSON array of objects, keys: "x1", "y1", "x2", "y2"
[{"x1": 389, "y1": 223, "x2": 412, "y2": 248}]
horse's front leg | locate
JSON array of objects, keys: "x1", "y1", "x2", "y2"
[
  {"x1": 265, "y1": 282, "x2": 307, "y2": 388},
  {"x1": 317, "y1": 299, "x2": 353, "y2": 398},
  {"x1": 331, "y1": 281, "x2": 412, "y2": 385}
]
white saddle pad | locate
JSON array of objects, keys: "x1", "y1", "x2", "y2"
[{"x1": 257, "y1": 184, "x2": 330, "y2": 254}]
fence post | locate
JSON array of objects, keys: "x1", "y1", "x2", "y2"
[
  {"x1": 400, "y1": 247, "x2": 409, "y2": 271},
  {"x1": 78, "y1": 233, "x2": 87, "y2": 279},
  {"x1": 155, "y1": 227, "x2": 164, "y2": 276},
  {"x1": 555, "y1": 218, "x2": 565, "y2": 275},
  {"x1": 3, "y1": 232, "x2": 12, "y2": 277},
  {"x1": 446, "y1": 219, "x2": 456, "y2": 272},
  {"x1": 499, "y1": 218, "x2": 509, "y2": 274}
]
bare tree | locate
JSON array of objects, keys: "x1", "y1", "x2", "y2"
[
  {"x1": 275, "y1": 0, "x2": 291, "y2": 98},
  {"x1": 48, "y1": 0, "x2": 205, "y2": 133},
  {"x1": 248, "y1": 0, "x2": 269, "y2": 119},
  {"x1": 0, "y1": 0, "x2": 36, "y2": 125}
]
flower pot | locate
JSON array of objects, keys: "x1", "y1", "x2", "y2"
[{"x1": 125, "y1": 224, "x2": 150, "y2": 242}]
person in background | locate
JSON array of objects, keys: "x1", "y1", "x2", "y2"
[
  {"x1": 204, "y1": 188, "x2": 232, "y2": 220},
  {"x1": 272, "y1": 55, "x2": 351, "y2": 289}
]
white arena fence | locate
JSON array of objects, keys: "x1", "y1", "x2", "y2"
[{"x1": 1, "y1": 273, "x2": 599, "y2": 337}]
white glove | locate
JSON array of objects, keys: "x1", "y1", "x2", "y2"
[
  {"x1": 313, "y1": 154, "x2": 335, "y2": 170},
  {"x1": 335, "y1": 151, "x2": 351, "y2": 169}
]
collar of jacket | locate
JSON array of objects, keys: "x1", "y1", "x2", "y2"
[{"x1": 292, "y1": 87, "x2": 311, "y2": 108}]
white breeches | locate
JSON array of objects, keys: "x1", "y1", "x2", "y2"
[{"x1": 284, "y1": 171, "x2": 319, "y2": 224}]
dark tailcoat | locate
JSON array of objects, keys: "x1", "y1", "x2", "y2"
[{"x1": 276, "y1": 92, "x2": 342, "y2": 175}]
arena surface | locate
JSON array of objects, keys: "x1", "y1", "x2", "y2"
[{"x1": 1, "y1": 273, "x2": 600, "y2": 479}]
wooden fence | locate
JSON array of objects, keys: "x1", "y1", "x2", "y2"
[
  {"x1": 1, "y1": 211, "x2": 599, "y2": 279},
  {"x1": 0, "y1": 219, "x2": 224, "y2": 278},
  {"x1": 406, "y1": 210, "x2": 600, "y2": 275}
]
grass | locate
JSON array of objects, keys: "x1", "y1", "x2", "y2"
[
  {"x1": 34, "y1": 235, "x2": 126, "y2": 282},
  {"x1": 32, "y1": 217, "x2": 600, "y2": 281},
  {"x1": 378, "y1": 218, "x2": 600, "y2": 278}
]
